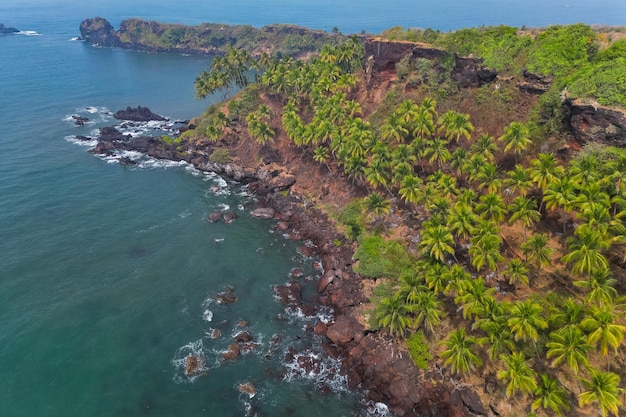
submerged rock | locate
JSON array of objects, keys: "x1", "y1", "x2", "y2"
[
  {"x1": 223, "y1": 212, "x2": 239, "y2": 224},
  {"x1": 207, "y1": 211, "x2": 222, "y2": 223},
  {"x1": 238, "y1": 382, "x2": 257, "y2": 398},
  {"x1": 222, "y1": 343, "x2": 240, "y2": 361}
]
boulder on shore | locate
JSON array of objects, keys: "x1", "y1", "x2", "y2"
[
  {"x1": 113, "y1": 106, "x2": 166, "y2": 122},
  {"x1": 250, "y1": 207, "x2": 275, "y2": 219}
]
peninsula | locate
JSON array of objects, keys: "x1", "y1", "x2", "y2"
[{"x1": 81, "y1": 18, "x2": 626, "y2": 417}]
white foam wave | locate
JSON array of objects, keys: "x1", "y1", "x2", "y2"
[
  {"x1": 69, "y1": 37, "x2": 79, "y2": 41},
  {"x1": 64, "y1": 135, "x2": 98, "y2": 147},
  {"x1": 17, "y1": 30, "x2": 41, "y2": 36},
  {"x1": 171, "y1": 339, "x2": 210, "y2": 383},
  {"x1": 282, "y1": 348, "x2": 349, "y2": 392},
  {"x1": 217, "y1": 203, "x2": 230, "y2": 212},
  {"x1": 202, "y1": 309, "x2": 213, "y2": 322},
  {"x1": 365, "y1": 402, "x2": 392, "y2": 417}
]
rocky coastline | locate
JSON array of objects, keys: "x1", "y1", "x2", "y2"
[{"x1": 86, "y1": 107, "x2": 485, "y2": 416}]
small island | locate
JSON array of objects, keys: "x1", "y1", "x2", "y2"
[
  {"x1": 0, "y1": 23, "x2": 19, "y2": 34},
  {"x1": 83, "y1": 18, "x2": 626, "y2": 417}
]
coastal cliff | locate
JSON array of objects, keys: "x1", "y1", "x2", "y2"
[{"x1": 79, "y1": 17, "x2": 335, "y2": 57}]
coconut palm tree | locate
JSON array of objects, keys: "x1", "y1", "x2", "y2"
[
  {"x1": 507, "y1": 300, "x2": 548, "y2": 351},
  {"x1": 474, "y1": 163, "x2": 503, "y2": 194},
  {"x1": 532, "y1": 374, "x2": 571, "y2": 416},
  {"x1": 578, "y1": 368, "x2": 624, "y2": 417},
  {"x1": 581, "y1": 304, "x2": 626, "y2": 368},
  {"x1": 454, "y1": 277, "x2": 496, "y2": 320},
  {"x1": 569, "y1": 154, "x2": 601, "y2": 187},
  {"x1": 469, "y1": 233, "x2": 504, "y2": 272},
  {"x1": 447, "y1": 202, "x2": 479, "y2": 241},
  {"x1": 475, "y1": 192, "x2": 508, "y2": 223},
  {"x1": 504, "y1": 259, "x2": 530, "y2": 287},
  {"x1": 398, "y1": 174, "x2": 423, "y2": 205},
  {"x1": 419, "y1": 223, "x2": 456, "y2": 263},
  {"x1": 504, "y1": 165, "x2": 533, "y2": 197},
  {"x1": 543, "y1": 176, "x2": 577, "y2": 235},
  {"x1": 529, "y1": 153, "x2": 564, "y2": 194},
  {"x1": 546, "y1": 326, "x2": 592, "y2": 376},
  {"x1": 375, "y1": 293, "x2": 413, "y2": 338},
  {"x1": 449, "y1": 148, "x2": 468, "y2": 176},
  {"x1": 440, "y1": 327, "x2": 482, "y2": 376},
  {"x1": 497, "y1": 351, "x2": 537, "y2": 398},
  {"x1": 562, "y1": 224, "x2": 610, "y2": 277},
  {"x1": 479, "y1": 320, "x2": 515, "y2": 361},
  {"x1": 549, "y1": 300, "x2": 585, "y2": 333},
  {"x1": 424, "y1": 137, "x2": 451, "y2": 169},
  {"x1": 424, "y1": 261, "x2": 450, "y2": 295},
  {"x1": 443, "y1": 264, "x2": 472, "y2": 297},
  {"x1": 381, "y1": 113, "x2": 409, "y2": 144},
  {"x1": 521, "y1": 233, "x2": 553, "y2": 268},
  {"x1": 412, "y1": 289, "x2": 444, "y2": 337},
  {"x1": 438, "y1": 110, "x2": 474, "y2": 144},
  {"x1": 471, "y1": 133, "x2": 499, "y2": 162},
  {"x1": 499, "y1": 121, "x2": 532, "y2": 163},
  {"x1": 508, "y1": 196, "x2": 540, "y2": 238},
  {"x1": 574, "y1": 268, "x2": 618, "y2": 307}
]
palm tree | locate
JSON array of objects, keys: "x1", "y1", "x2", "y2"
[
  {"x1": 507, "y1": 300, "x2": 548, "y2": 350},
  {"x1": 546, "y1": 326, "x2": 592, "y2": 376},
  {"x1": 454, "y1": 277, "x2": 496, "y2": 320},
  {"x1": 529, "y1": 153, "x2": 564, "y2": 194},
  {"x1": 569, "y1": 154, "x2": 601, "y2": 187},
  {"x1": 550, "y1": 299, "x2": 585, "y2": 333},
  {"x1": 479, "y1": 320, "x2": 515, "y2": 361},
  {"x1": 562, "y1": 224, "x2": 610, "y2": 277},
  {"x1": 543, "y1": 176, "x2": 577, "y2": 235},
  {"x1": 508, "y1": 196, "x2": 540, "y2": 238},
  {"x1": 449, "y1": 148, "x2": 468, "y2": 175},
  {"x1": 364, "y1": 159, "x2": 391, "y2": 191},
  {"x1": 440, "y1": 327, "x2": 482, "y2": 376},
  {"x1": 364, "y1": 192, "x2": 391, "y2": 222},
  {"x1": 474, "y1": 162, "x2": 503, "y2": 194},
  {"x1": 581, "y1": 304, "x2": 626, "y2": 367},
  {"x1": 469, "y1": 233, "x2": 504, "y2": 272},
  {"x1": 575, "y1": 181, "x2": 611, "y2": 211},
  {"x1": 412, "y1": 290, "x2": 444, "y2": 336},
  {"x1": 499, "y1": 121, "x2": 531, "y2": 163},
  {"x1": 424, "y1": 261, "x2": 450, "y2": 295},
  {"x1": 578, "y1": 368, "x2": 624, "y2": 417},
  {"x1": 443, "y1": 264, "x2": 472, "y2": 297},
  {"x1": 447, "y1": 202, "x2": 479, "y2": 241},
  {"x1": 471, "y1": 133, "x2": 499, "y2": 162},
  {"x1": 497, "y1": 351, "x2": 537, "y2": 398},
  {"x1": 375, "y1": 293, "x2": 413, "y2": 338},
  {"x1": 532, "y1": 374, "x2": 571, "y2": 416},
  {"x1": 521, "y1": 233, "x2": 553, "y2": 268},
  {"x1": 312, "y1": 146, "x2": 330, "y2": 166},
  {"x1": 398, "y1": 175, "x2": 424, "y2": 206},
  {"x1": 504, "y1": 259, "x2": 530, "y2": 287},
  {"x1": 380, "y1": 113, "x2": 409, "y2": 144},
  {"x1": 504, "y1": 165, "x2": 533, "y2": 197},
  {"x1": 475, "y1": 192, "x2": 508, "y2": 223},
  {"x1": 419, "y1": 224, "x2": 456, "y2": 263},
  {"x1": 424, "y1": 137, "x2": 451, "y2": 169},
  {"x1": 438, "y1": 110, "x2": 474, "y2": 144},
  {"x1": 575, "y1": 268, "x2": 618, "y2": 307}
]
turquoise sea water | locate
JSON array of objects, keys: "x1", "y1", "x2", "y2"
[{"x1": 1, "y1": 2, "x2": 624, "y2": 417}]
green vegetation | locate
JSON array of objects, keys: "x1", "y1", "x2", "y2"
[
  {"x1": 208, "y1": 148, "x2": 230, "y2": 163},
  {"x1": 180, "y1": 23, "x2": 626, "y2": 415}
]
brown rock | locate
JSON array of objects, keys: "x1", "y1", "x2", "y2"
[
  {"x1": 184, "y1": 354, "x2": 205, "y2": 376},
  {"x1": 238, "y1": 382, "x2": 257, "y2": 398},
  {"x1": 207, "y1": 211, "x2": 222, "y2": 223},
  {"x1": 234, "y1": 331, "x2": 253, "y2": 343},
  {"x1": 317, "y1": 270, "x2": 335, "y2": 293},
  {"x1": 222, "y1": 343, "x2": 240, "y2": 361},
  {"x1": 314, "y1": 322, "x2": 327, "y2": 335},
  {"x1": 216, "y1": 288, "x2": 237, "y2": 305},
  {"x1": 250, "y1": 207, "x2": 275, "y2": 219},
  {"x1": 276, "y1": 221, "x2": 290, "y2": 231},
  {"x1": 297, "y1": 245, "x2": 317, "y2": 258},
  {"x1": 273, "y1": 281, "x2": 302, "y2": 305},
  {"x1": 223, "y1": 211, "x2": 239, "y2": 224},
  {"x1": 326, "y1": 316, "x2": 364, "y2": 344}
]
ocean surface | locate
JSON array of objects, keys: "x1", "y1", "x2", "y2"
[{"x1": 0, "y1": 2, "x2": 623, "y2": 416}]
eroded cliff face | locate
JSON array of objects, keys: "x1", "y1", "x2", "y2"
[
  {"x1": 363, "y1": 38, "x2": 497, "y2": 88},
  {"x1": 565, "y1": 97, "x2": 626, "y2": 146},
  {"x1": 79, "y1": 17, "x2": 120, "y2": 47}
]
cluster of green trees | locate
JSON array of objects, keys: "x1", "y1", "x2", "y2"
[
  {"x1": 186, "y1": 27, "x2": 626, "y2": 415},
  {"x1": 381, "y1": 23, "x2": 626, "y2": 110}
]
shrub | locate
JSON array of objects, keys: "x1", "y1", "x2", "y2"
[
  {"x1": 353, "y1": 235, "x2": 413, "y2": 279},
  {"x1": 209, "y1": 148, "x2": 230, "y2": 163},
  {"x1": 406, "y1": 332, "x2": 432, "y2": 369}
]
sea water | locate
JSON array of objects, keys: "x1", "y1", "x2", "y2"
[{"x1": 1, "y1": 2, "x2": 624, "y2": 416}]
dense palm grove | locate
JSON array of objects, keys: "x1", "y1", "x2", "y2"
[{"x1": 188, "y1": 27, "x2": 626, "y2": 416}]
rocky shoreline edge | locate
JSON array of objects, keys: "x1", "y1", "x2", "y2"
[{"x1": 85, "y1": 108, "x2": 485, "y2": 417}]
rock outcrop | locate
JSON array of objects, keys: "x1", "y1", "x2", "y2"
[
  {"x1": 113, "y1": 106, "x2": 166, "y2": 122},
  {"x1": 363, "y1": 38, "x2": 497, "y2": 88},
  {"x1": 565, "y1": 97, "x2": 626, "y2": 146},
  {"x1": 0, "y1": 23, "x2": 19, "y2": 34},
  {"x1": 517, "y1": 69, "x2": 552, "y2": 94}
]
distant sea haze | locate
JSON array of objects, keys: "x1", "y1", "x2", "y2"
[
  {"x1": 2, "y1": 0, "x2": 625, "y2": 34},
  {"x1": 1, "y1": 1, "x2": 623, "y2": 417}
]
